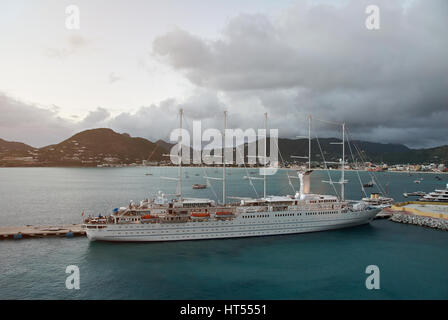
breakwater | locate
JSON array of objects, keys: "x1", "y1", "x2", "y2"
[{"x1": 390, "y1": 213, "x2": 448, "y2": 231}]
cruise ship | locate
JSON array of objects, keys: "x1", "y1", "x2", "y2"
[
  {"x1": 418, "y1": 183, "x2": 448, "y2": 203},
  {"x1": 83, "y1": 111, "x2": 381, "y2": 242}
]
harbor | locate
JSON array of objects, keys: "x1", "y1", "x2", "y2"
[
  {"x1": 1, "y1": 171, "x2": 447, "y2": 241},
  {"x1": 1, "y1": 167, "x2": 448, "y2": 300},
  {"x1": 3, "y1": 203, "x2": 446, "y2": 241}
]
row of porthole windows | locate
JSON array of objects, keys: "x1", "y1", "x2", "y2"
[
  {"x1": 118, "y1": 221, "x2": 238, "y2": 229},
  {"x1": 113, "y1": 219, "x2": 335, "y2": 234},
  {"x1": 153, "y1": 229, "x2": 301, "y2": 239},
  {"x1": 243, "y1": 214, "x2": 269, "y2": 219},
  {"x1": 114, "y1": 219, "x2": 313, "y2": 234},
  {"x1": 275, "y1": 213, "x2": 296, "y2": 217},
  {"x1": 116, "y1": 226, "x2": 304, "y2": 236},
  {"x1": 306, "y1": 211, "x2": 338, "y2": 215}
]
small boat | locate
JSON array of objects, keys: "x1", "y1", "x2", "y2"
[
  {"x1": 414, "y1": 180, "x2": 421, "y2": 184},
  {"x1": 418, "y1": 183, "x2": 448, "y2": 202},
  {"x1": 362, "y1": 193, "x2": 394, "y2": 208},
  {"x1": 435, "y1": 176, "x2": 442, "y2": 181},
  {"x1": 192, "y1": 184, "x2": 207, "y2": 189},
  {"x1": 363, "y1": 179, "x2": 374, "y2": 188},
  {"x1": 403, "y1": 191, "x2": 426, "y2": 198}
]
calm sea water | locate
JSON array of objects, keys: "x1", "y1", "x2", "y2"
[{"x1": 0, "y1": 167, "x2": 447, "y2": 299}]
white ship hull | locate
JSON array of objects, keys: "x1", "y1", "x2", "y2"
[{"x1": 85, "y1": 208, "x2": 380, "y2": 242}]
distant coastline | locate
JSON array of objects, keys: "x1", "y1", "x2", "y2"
[
  {"x1": 1, "y1": 128, "x2": 447, "y2": 169},
  {"x1": 1, "y1": 165, "x2": 447, "y2": 175}
]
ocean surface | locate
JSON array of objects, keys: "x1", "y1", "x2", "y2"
[{"x1": 0, "y1": 167, "x2": 447, "y2": 299}]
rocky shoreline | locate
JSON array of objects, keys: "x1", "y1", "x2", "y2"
[{"x1": 390, "y1": 213, "x2": 448, "y2": 231}]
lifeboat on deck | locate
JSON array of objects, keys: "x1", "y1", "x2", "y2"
[
  {"x1": 215, "y1": 211, "x2": 234, "y2": 219},
  {"x1": 140, "y1": 214, "x2": 158, "y2": 223},
  {"x1": 190, "y1": 212, "x2": 210, "y2": 220}
]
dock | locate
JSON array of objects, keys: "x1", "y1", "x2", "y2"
[{"x1": 0, "y1": 224, "x2": 86, "y2": 240}]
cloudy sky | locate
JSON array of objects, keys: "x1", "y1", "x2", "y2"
[{"x1": 0, "y1": 0, "x2": 447, "y2": 148}]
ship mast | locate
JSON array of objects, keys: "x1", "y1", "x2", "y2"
[
  {"x1": 178, "y1": 108, "x2": 183, "y2": 200},
  {"x1": 264, "y1": 112, "x2": 267, "y2": 199},
  {"x1": 308, "y1": 115, "x2": 311, "y2": 171},
  {"x1": 341, "y1": 122, "x2": 345, "y2": 201},
  {"x1": 223, "y1": 111, "x2": 227, "y2": 205}
]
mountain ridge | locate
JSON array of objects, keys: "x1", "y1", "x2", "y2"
[{"x1": 0, "y1": 128, "x2": 446, "y2": 166}]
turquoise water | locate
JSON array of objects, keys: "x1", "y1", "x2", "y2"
[{"x1": 0, "y1": 167, "x2": 447, "y2": 299}]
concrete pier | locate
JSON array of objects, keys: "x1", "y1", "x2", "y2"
[{"x1": 0, "y1": 224, "x2": 85, "y2": 240}]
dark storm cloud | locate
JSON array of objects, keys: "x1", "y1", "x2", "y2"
[
  {"x1": 2, "y1": 0, "x2": 447, "y2": 149},
  {"x1": 152, "y1": 0, "x2": 448, "y2": 148}
]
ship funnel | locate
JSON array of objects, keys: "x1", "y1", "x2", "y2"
[{"x1": 298, "y1": 170, "x2": 313, "y2": 199}]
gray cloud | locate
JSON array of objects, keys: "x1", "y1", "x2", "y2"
[
  {"x1": 2, "y1": 0, "x2": 447, "y2": 149},
  {"x1": 81, "y1": 107, "x2": 111, "y2": 126},
  {"x1": 0, "y1": 93, "x2": 74, "y2": 147},
  {"x1": 108, "y1": 89, "x2": 226, "y2": 142},
  {"x1": 152, "y1": 0, "x2": 448, "y2": 148},
  {"x1": 0, "y1": 90, "x2": 226, "y2": 147}
]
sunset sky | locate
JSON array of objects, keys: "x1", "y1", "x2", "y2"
[{"x1": 1, "y1": 0, "x2": 447, "y2": 148}]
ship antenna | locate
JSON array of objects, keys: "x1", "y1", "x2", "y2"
[
  {"x1": 308, "y1": 115, "x2": 312, "y2": 171},
  {"x1": 262, "y1": 113, "x2": 266, "y2": 198}
]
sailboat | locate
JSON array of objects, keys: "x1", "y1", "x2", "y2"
[{"x1": 83, "y1": 111, "x2": 381, "y2": 242}]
